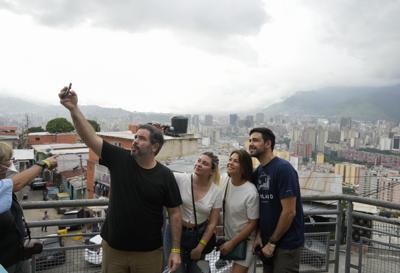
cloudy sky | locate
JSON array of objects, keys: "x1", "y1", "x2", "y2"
[{"x1": 0, "y1": 0, "x2": 399, "y2": 114}]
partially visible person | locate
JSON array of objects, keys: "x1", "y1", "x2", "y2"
[
  {"x1": 59, "y1": 86, "x2": 182, "y2": 273},
  {"x1": 41, "y1": 211, "x2": 49, "y2": 232},
  {"x1": 249, "y1": 128, "x2": 304, "y2": 273},
  {"x1": 171, "y1": 152, "x2": 222, "y2": 273},
  {"x1": 0, "y1": 142, "x2": 57, "y2": 273},
  {"x1": 219, "y1": 149, "x2": 259, "y2": 273},
  {"x1": 0, "y1": 177, "x2": 12, "y2": 214}
]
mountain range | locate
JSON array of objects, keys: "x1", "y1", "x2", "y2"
[
  {"x1": 1, "y1": 84, "x2": 400, "y2": 129},
  {"x1": 263, "y1": 85, "x2": 400, "y2": 121},
  {"x1": 0, "y1": 95, "x2": 173, "y2": 131}
]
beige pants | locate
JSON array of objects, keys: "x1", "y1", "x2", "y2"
[{"x1": 101, "y1": 240, "x2": 163, "y2": 273}]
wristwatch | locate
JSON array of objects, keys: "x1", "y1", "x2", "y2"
[
  {"x1": 268, "y1": 239, "x2": 278, "y2": 247},
  {"x1": 35, "y1": 160, "x2": 49, "y2": 169}
]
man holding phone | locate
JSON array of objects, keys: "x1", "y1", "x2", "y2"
[{"x1": 59, "y1": 86, "x2": 182, "y2": 273}]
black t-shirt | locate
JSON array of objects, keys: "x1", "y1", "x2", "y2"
[{"x1": 99, "y1": 141, "x2": 182, "y2": 251}]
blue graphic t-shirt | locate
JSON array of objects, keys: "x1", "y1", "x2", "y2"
[{"x1": 252, "y1": 157, "x2": 304, "y2": 249}]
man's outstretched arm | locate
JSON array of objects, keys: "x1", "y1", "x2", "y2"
[{"x1": 59, "y1": 86, "x2": 103, "y2": 157}]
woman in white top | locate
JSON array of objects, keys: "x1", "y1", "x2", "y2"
[
  {"x1": 174, "y1": 152, "x2": 223, "y2": 273},
  {"x1": 219, "y1": 149, "x2": 259, "y2": 273}
]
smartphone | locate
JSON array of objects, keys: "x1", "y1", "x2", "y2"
[{"x1": 62, "y1": 83, "x2": 72, "y2": 98}]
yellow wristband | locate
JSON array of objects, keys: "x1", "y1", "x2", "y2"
[
  {"x1": 171, "y1": 248, "x2": 181, "y2": 254},
  {"x1": 199, "y1": 239, "x2": 207, "y2": 246},
  {"x1": 43, "y1": 159, "x2": 51, "y2": 168}
]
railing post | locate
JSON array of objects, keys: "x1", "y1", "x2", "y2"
[
  {"x1": 345, "y1": 200, "x2": 353, "y2": 273},
  {"x1": 334, "y1": 199, "x2": 342, "y2": 273}
]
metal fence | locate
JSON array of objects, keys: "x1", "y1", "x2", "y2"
[{"x1": 20, "y1": 195, "x2": 400, "y2": 273}]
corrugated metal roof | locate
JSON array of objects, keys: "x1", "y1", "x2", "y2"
[
  {"x1": 32, "y1": 143, "x2": 87, "y2": 153},
  {"x1": 0, "y1": 135, "x2": 18, "y2": 140},
  {"x1": 13, "y1": 149, "x2": 34, "y2": 160},
  {"x1": 299, "y1": 170, "x2": 343, "y2": 195},
  {"x1": 50, "y1": 148, "x2": 89, "y2": 155}
]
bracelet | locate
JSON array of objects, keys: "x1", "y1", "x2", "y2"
[
  {"x1": 199, "y1": 239, "x2": 207, "y2": 246},
  {"x1": 43, "y1": 159, "x2": 51, "y2": 168},
  {"x1": 171, "y1": 248, "x2": 181, "y2": 254}
]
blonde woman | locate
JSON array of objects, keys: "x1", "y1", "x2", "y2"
[{"x1": 168, "y1": 152, "x2": 222, "y2": 273}]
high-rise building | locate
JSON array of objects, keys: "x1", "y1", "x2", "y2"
[
  {"x1": 392, "y1": 135, "x2": 400, "y2": 150},
  {"x1": 191, "y1": 115, "x2": 200, "y2": 128},
  {"x1": 229, "y1": 114, "x2": 239, "y2": 127},
  {"x1": 204, "y1": 115, "x2": 213, "y2": 126},
  {"x1": 244, "y1": 115, "x2": 254, "y2": 128},
  {"x1": 379, "y1": 137, "x2": 392, "y2": 151},
  {"x1": 255, "y1": 113, "x2": 265, "y2": 124},
  {"x1": 340, "y1": 117, "x2": 352, "y2": 130},
  {"x1": 358, "y1": 170, "x2": 378, "y2": 198},
  {"x1": 303, "y1": 128, "x2": 317, "y2": 151},
  {"x1": 295, "y1": 143, "x2": 312, "y2": 159},
  {"x1": 334, "y1": 163, "x2": 365, "y2": 187},
  {"x1": 377, "y1": 176, "x2": 400, "y2": 203},
  {"x1": 316, "y1": 152, "x2": 324, "y2": 165},
  {"x1": 316, "y1": 127, "x2": 328, "y2": 153},
  {"x1": 328, "y1": 130, "x2": 341, "y2": 143}
]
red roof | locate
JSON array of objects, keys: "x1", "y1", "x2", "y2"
[{"x1": 0, "y1": 126, "x2": 17, "y2": 131}]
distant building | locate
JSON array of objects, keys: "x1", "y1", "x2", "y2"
[
  {"x1": 377, "y1": 175, "x2": 400, "y2": 203},
  {"x1": 244, "y1": 115, "x2": 254, "y2": 128},
  {"x1": 303, "y1": 127, "x2": 317, "y2": 151},
  {"x1": 204, "y1": 115, "x2": 213, "y2": 126},
  {"x1": 335, "y1": 163, "x2": 365, "y2": 187},
  {"x1": 379, "y1": 137, "x2": 392, "y2": 151},
  {"x1": 328, "y1": 130, "x2": 341, "y2": 143},
  {"x1": 255, "y1": 113, "x2": 265, "y2": 124},
  {"x1": 229, "y1": 114, "x2": 239, "y2": 127},
  {"x1": 340, "y1": 117, "x2": 352, "y2": 130},
  {"x1": 191, "y1": 115, "x2": 200, "y2": 128},
  {"x1": 12, "y1": 149, "x2": 34, "y2": 171},
  {"x1": 316, "y1": 152, "x2": 325, "y2": 165},
  {"x1": 295, "y1": 143, "x2": 312, "y2": 159},
  {"x1": 392, "y1": 134, "x2": 400, "y2": 151},
  {"x1": 358, "y1": 169, "x2": 379, "y2": 198},
  {"x1": 0, "y1": 126, "x2": 19, "y2": 148},
  {"x1": 27, "y1": 132, "x2": 79, "y2": 146},
  {"x1": 316, "y1": 127, "x2": 328, "y2": 153}
]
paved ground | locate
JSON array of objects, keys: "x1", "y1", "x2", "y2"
[{"x1": 19, "y1": 185, "x2": 62, "y2": 237}]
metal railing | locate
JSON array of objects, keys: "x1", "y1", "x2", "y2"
[{"x1": 19, "y1": 195, "x2": 400, "y2": 273}]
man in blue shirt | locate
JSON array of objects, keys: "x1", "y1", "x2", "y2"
[{"x1": 249, "y1": 128, "x2": 304, "y2": 273}]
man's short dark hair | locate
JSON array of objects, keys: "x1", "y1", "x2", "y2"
[
  {"x1": 138, "y1": 124, "x2": 164, "y2": 155},
  {"x1": 249, "y1": 127, "x2": 276, "y2": 151}
]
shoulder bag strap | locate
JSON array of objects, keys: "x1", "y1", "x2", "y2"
[
  {"x1": 190, "y1": 174, "x2": 199, "y2": 236},
  {"x1": 222, "y1": 178, "x2": 229, "y2": 237}
]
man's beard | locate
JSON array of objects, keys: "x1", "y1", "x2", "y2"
[{"x1": 249, "y1": 148, "x2": 263, "y2": 159}]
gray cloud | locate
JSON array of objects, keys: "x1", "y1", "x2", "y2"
[
  {"x1": 0, "y1": 0, "x2": 267, "y2": 37},
  {"x1": 308, "y1": 0, "x2": 400, "y2": 81}
]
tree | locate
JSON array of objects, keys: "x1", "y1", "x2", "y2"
[
  {"x1": 46, "y1": 118, "x2": 74, "y2": 133},
  {"x1": 27, "y1": 126, "x2": 45, "y2": 133},
  {"x1": 88, "y1": 120, "x2": 101, "y2": 132}
]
